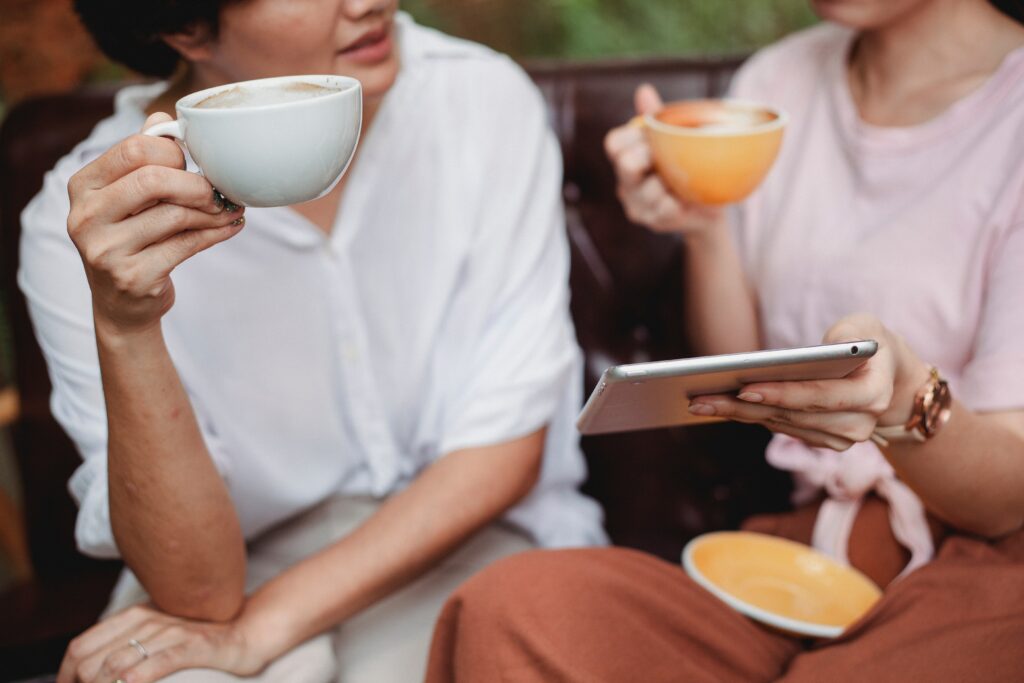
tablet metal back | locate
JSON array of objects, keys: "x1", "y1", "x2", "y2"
[{"x1": 577, "y1": 341, "x2": 877, "y2": 435}]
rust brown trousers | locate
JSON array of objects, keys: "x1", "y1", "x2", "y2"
[{"x1": 425, "y1": 497, "x2": 1024, "y2": 682}]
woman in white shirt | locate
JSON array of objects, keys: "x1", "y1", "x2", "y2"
[{"x1": 21, "y1": 1, "x2": 605, "y2": 681}]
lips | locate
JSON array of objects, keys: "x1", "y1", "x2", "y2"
[{"x1": 339, "y1": 24, "x2": 393, "y2": 65}]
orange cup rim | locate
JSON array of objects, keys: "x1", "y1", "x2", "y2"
[{"x1": 643, "y1": 98, "x2": 788, "y2": 138}]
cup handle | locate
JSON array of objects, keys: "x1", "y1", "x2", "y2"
[{"x1": 143, "y1": 119, "x2": 185, "y2": 140}]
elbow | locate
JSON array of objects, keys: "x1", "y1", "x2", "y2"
[
  {"x1": 508, "y1": 446, "x2": 544, "y2": 505},
  {"x1": 144, "y1": 546, "x2": 248, "y2": 622},
  {"x1": 153, "y1": 579, "x2": 246, "y2": 622}
]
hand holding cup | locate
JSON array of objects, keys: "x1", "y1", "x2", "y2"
[
  {"x1": 605, "y1": 85, "x2": 725, "y2": 236},
  {"x1": 67, "y1": 112, "x2": 246, "y2": 336},
  {"x1": 606, "y1": 84, "x2": 786, "y2": 236}
]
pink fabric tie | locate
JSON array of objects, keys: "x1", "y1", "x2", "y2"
[{"x1": 766, "y1": 435, "x2": 933, "y2": 578}]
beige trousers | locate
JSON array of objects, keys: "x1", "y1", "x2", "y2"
[{"x1": 104, "y1": 496, "x2": 534, "y2": 683}]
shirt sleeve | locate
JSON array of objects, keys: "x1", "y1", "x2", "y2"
[
  {"x1": 19, "y1": 148, "x2": 231, "y2": 558},
  {"x1": 436, "y1": 61, "x2": 580, "y2": 456},
  {"x1": 18, "y1": 156, "x2": 122, "y2": 557},
  {"x1": 958, "y1": 213, "x2": 1024, "y2": 412}
]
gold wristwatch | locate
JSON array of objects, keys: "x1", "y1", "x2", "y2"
[{"x1": 872, "y1": 367, "x2": 952, "y2": 446}]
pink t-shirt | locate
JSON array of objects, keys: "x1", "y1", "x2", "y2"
[{"x1": 729, "y1": 23, "x2": 1024, "y2": 572}]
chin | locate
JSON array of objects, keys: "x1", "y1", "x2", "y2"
[
  {"x1": 337, "y1": 57, "x2": 400, "y2": 101},
  {"x1": 811, "y1": 0, "x2": 927, "y2": 29},
  {"x1": 360, "y1": 65, "x2": 400, "y2": 101}
]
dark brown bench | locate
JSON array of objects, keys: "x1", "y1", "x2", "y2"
[{"x1": 0, "y1": 57, "x2": 790, "y2": 680}]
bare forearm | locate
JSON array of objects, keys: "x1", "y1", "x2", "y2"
[
  {"x1": 683, "y1": 224, "x2": 760, "y2": 355},
  {"x1": 884, "y1": 402, "x2": 1024, "y2": 537},
  {"x1": 98, "y1": 321, "x2": 245, "y2": 620},
  {"x1": 241, "y1": 430, "x2": 545, "y2": 660}
]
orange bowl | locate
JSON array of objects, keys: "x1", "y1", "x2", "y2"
[
  {"x1": 639, "y1": 99, "x2": 786, "y2": 206},
  {"x1": 682, "y1": 531, "x2": 881, "y2": 638}
]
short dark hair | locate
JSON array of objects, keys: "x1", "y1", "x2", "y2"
[
  {"x1": 992, "y1": 0, "x2": 1024, "y2": 23},
  {"x1": 73, "y1": 0, "x2": 239, "y2": 78}
]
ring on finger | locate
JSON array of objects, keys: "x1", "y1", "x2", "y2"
[{"x1": 129, "y1": 637, "x2": 150, "y2": 659}]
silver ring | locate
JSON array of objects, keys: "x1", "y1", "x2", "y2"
[{"x1": 128, "y1": 637, "x2": 149, "y2": 659}]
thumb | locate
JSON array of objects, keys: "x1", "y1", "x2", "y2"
[
  {"x1": 635, "y1": 83, "x2": 664, "y2": 116},
  {"x1": 822, "y1": 313, "x2": 877, "y2": 344},
  {"x1": 141, "y1": 111, "x2": 174, "y2": 134}
]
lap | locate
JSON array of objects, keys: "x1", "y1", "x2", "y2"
[
  {"x1": 157, "y1": 637, "x2": 336, "y2": 683},
  {"x1": 335, "y1": 523, "x2": 533, "y2": 683},
  {"x1": 100, "y1": 496, "x2": 534, "y2": 683},
  {"x1": 429, "y1": 547, "x2": 801, "y2": 683},
  {"x1": 782, "y1": 533, "x2": 1024, "y2": 682},
  {"x1": 429, "y1": 508, "x2": 1024, "y2": 683}
]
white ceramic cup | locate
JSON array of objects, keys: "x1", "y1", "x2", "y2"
[{"x1": 144, "y1": 75, "x2": 362, "y2": 208}]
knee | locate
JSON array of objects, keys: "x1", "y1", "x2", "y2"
[{"x1": 442, "y1": 548, "x2": 619, "y2": 630}]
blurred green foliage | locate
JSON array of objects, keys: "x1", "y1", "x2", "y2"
[{"x1": 402, "y1": 0, "x2": 818, "y2": 60}]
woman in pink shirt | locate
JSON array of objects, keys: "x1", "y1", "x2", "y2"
[{"x1": 425, "y1": 0, "x2": 1024, "y2": 680}]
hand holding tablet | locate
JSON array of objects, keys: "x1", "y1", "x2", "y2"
[{"x1": 577, "y1": 341, "x2": 877, "y2": 435}]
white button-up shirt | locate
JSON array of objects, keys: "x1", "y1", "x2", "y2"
[{"x1": 19, "y1": 14, "x2": 606, "y2": 558}]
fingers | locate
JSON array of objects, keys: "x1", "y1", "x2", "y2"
[
  {"x1": 739, "y1": 373, "x2": 892, "y2": 416},
  {"x1": 57, "y1": 605, "x2": 164, "y2": 683},
  {"x1": 119, "y1": 643, "x2": 194, "y2": 683},
  {"x1": 91, "y1": 217, "x2": 244, "y2": 304},
  {"x1": 108, "y1": 623, "x2": 207, "y2": 683},
  {"x1": 689, "y1": 394, "x2": 875, "y2": 448},
  {"x1": 72, "y1": 165, "x2": 225, "y2": 233},
  {"x1": 634, "y1": 83, "x2": 664, "y2": 116},
  {"x1": 618, "y1": 175, "x2": 686, "y2": 232},
  {"x1": 648, "y1": 193, "x2": 688, "y2": 232},
  {"x1": 822, "y1": 313, "x2": 883, "y2": 345},
  {"x1": 116, "y1": 191, "x2": 242, "y2": 254},
  {"x1": 144, "y1": 216, "x2": 246, "y2": 279},
  {"x1": 606, "y1": 82, "x2": 664, "y2": 171},
  {"x1": 92, "y1": 641, "x2": 149, "y2": 683},
  {"x1": 69, "y1": 133, "x2": 186, "y2": 200},
  {"x1": 96, "y1": 622, "x2": 235, "y2": 683},
  {"x1": 71, "y1": 202, "x2": 242, "y2": 288},
  {"x1": 604, "y1": 125, "x2": 650, "y2": 184}
]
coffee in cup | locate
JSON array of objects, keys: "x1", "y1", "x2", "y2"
[
  {"x1": 144, "y1": 75, "x2": 362, "y2": 208},
  {"x1": 634, "y1": 99, "x2": 786, "y2": 206},
  {"x1": 194, "y1": 82, "x2": 342, "y2": 110}
]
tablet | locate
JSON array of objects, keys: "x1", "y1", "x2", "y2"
[{"x1": 577, "y1": 340, "x2": 878, "y2": 435}]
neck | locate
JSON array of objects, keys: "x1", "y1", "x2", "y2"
[{"x1": 852, "y1": 0, "x2": 1024, "y2": 98}]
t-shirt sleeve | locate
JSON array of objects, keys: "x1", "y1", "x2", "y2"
[
  {"x1": 958, "y1": 213, "x2": 1024, "y2": 412},
  {"x1": 436, "y1": 62, "x2": 580, "y2": 456},
  {"x1": 727, "y1": 47, "x2": 776, "y2": 101},
  {"x1": 725, "y1": 45, "x2": 782, "y2": 273}
]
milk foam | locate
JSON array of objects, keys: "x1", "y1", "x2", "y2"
[{"x1": 197, "y1": 82, "x2": 339, "y2": 109}]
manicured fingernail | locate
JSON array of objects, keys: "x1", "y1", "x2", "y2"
[
  {"x1": 225, "y1": 200, "x2": 242, "y2": 213},
  {"x1": 738, "y1": 392, "x2": 763, "y2": 403},
  {"x1": 231, "y1": 216, "x2": 245, "y2": 227},
  {"x1": 212, "y1": 189, "x2": 225, "y2": 210},
  {"x1": 689, "y1": 403, "x2": 716, "y2": 416}
]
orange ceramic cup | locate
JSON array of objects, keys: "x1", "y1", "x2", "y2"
[{"x1": 635, "y1": 99, "x2": 786, "y2": 206}]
